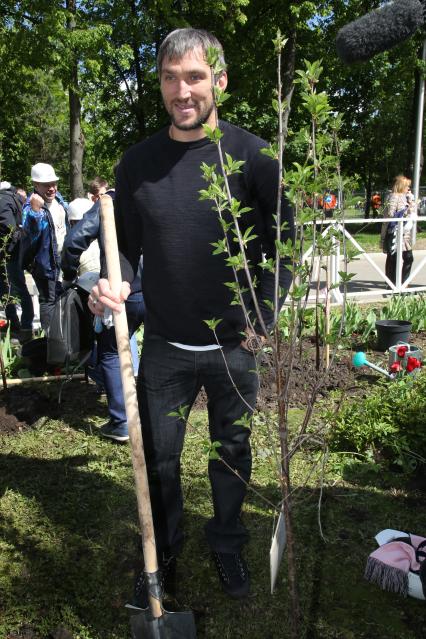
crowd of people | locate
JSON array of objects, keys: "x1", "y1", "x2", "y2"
[
  {"x1": 0, "y1": 168, "x2": 144, "y2": 444},
  {"x1": 0, "y1": 27, "x2": 419, "y2": 607}
]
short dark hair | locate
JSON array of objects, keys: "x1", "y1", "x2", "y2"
[
  {"x1": 157, "y1": 28, "x2": 226, "y2": 76},
  {"x1": 88, "y1": 177, "x2": 109, "y2": 196}
]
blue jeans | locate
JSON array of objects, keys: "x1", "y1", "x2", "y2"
[
  {"x1": 88, "y1": 335, "x2": 140, "y2": 387},
  {"x1": 137, "y1": 334, "x2": 259, "y2": 555},
  {"x1": 96, "y1": 293, "x2": 145, "y2": 428},
  {"x1": 0, "y1": 253, "x2": 34, "y2": 330}
]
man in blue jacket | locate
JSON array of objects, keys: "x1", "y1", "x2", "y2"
[
  {"x1": 21, "y1": 163, "x2": 68, "y2": 330},
  {"x1": 62, "y1": 191, "x2": 145, "y2": 442}
]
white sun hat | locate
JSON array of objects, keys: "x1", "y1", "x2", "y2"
[
  {"x1": 68, "y1": 197, "x2": 93, "y2": 221},
  {"x1": 31, "y1": 163, "x2": 59, "y2": 183}
]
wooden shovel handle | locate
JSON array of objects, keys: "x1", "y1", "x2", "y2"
[{"x1": 100, "y1": 195, "x2": 162, "y2": 618}]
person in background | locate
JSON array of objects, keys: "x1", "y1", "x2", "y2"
[
  {"x1": 381, "y1": 175, "x2": 415, "y2": 285},
  {"x1": 322, "y1": 190, "x2": 337, "y2": 218},
  {"x1": 0, "y1": 181, "x2": 34, "y2": 341},
  {"x1": 16, "y1": 188, "x2": 27, "y2": 203},
  {"x1": 67, "y1": 198, "x2": 100, "y2": 276},
  {"x1": 87, "y1": 177, "x2": 109, "y2": 203},
  {"x1": 21, "y1": 163, "x2": 68, "y2": 331},
  {"x1": 371, "y1": 191, "x2": 381, "y2": 218},
  {"x1": 89, "y1": 28, "x2": 294, "y2": 601},
  {"x1": 62, "y1": 190, "x2": 144, "y2": 442}
]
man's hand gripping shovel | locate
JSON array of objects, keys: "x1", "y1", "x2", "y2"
[{"x1": 100, "y1": 195, "x2": 197, "y2": 639}]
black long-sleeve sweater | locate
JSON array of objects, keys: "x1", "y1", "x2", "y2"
[{"x1": 114, "y1": 120, "x2": 294, "y2": 345}]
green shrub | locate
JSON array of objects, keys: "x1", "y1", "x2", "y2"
[
  {"x1": 280, "y1": 294, "x2": 426, "y2": 341},
  {"x1": 325, "y1": 369, "x2": 426, "y2": 471}
]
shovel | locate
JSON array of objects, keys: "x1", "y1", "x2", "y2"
[{"x1": 100, "y1": 195, "x2": 197, "y2": 639}]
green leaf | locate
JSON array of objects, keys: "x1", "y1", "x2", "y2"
[
  {"x1": 214, "y1": 87, "x2": 230, "y2": 106},
  {"x1": 211, "y1": 239, "x2": 228, "y2": 255},
  {"x1": 338, "y1": 271, "x2": 356, "y2": 283},
  {"x1": 204, "y1": 318, "x2": 222, "y2": 331},
  {"x1": 226, "y1": 253, "x2": 245, "y2": 269},
  {"x1": 202, "y1": 124, "x2": 223, "y2": 143},
  {"x1": 203, "y1": 439, "x2": 222, "y2": 460},
  {"x1": 259, "y1": 257, "x2": 275, "y2": 272},
  {"x1": 260, "y1": 145, "x2": 279, "y2": 160},
  {"x1": 263, "y1": 299, "x2": 275, "y2": 311},
  {"x1": 167, "y1": 404, "x2": 189, "y2": 422},
  {"x1": 233, "y1": 412, "x2": 252, "y2": 429}
]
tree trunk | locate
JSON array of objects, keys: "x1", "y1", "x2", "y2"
[
  {"x1": 275, "y1": 326, "x2": 301, "y2": 638},
  {"x1": 67, "y1": 0, "x2": 85, "y2": 199},
  {"x1": 69, "y1": 67, "x2": 85, "y2": 199},
  {"x1": 129, "y1": 0, "x2": 146, "y2": 139}
]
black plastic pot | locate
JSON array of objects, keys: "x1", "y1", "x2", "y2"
[{"x1": 375, "y1": 320, "x2": 412, "y2": 352}]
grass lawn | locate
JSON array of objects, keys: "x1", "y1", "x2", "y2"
[
  {"x1": 345, "y1": 228, "x2": 426, "y2": 253},
  {"x1": 1, "y1": 382, "x2": 426, "y2": 638},
  {"x1": 305, "y1": 213, "x2": 426, "y2": 253}
]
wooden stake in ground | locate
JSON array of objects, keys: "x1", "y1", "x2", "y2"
[{"x1": 325, "y1": 255, "x2": 331, "y2": 369}]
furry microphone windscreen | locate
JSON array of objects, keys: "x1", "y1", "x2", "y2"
[{"x1": 336, "y1": 0, "x2": 424, "y2": 64}]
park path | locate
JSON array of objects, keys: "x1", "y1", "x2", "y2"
[{"x1": 310, "y1": 250, "x2": 426, "y2": 303}]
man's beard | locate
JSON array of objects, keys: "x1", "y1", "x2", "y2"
[{"x1": 170, "y1": 101, "x2": 215, "y2": 131}]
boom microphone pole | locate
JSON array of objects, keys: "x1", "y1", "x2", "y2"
[
  {"x1": 336, "y1": 0, "x2": 426, "y2": 231},
  {"x1": 336, "y1": 0, "x2": 424, "y2": 64}
]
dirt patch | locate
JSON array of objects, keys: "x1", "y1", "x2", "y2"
[
  {"x1": 257, "y1": 344, "x2": 358, "y2": 410},
  {"x1": 1, "y1": 333, "x2": 425, "y2": 436},
  {"x1": 0, "y1": 379, "x2": 104, "y2": 436},
  {"x1": 0, "y1": 407, "x2": 29, "y2": 436},
  {"x1": 0, "y1": 386, "x2": 61, "y2": 436}
]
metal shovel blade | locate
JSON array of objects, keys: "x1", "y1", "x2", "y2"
[{"x1": 129, "y1": 607, "x2": 197, "y2": 639}]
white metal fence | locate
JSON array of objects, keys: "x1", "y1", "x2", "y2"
[{"x1": 302, "y1": 216, "x2": 426, "y2": 303}]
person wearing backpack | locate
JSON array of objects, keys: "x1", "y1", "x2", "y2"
[
  {"x1": 62, "y1": 190, "x2": 145, "y2": 442},
  {"x1": 0, "y1": 181, "x2": 34, "y2": 341},
  {"x1": 21, "y1": 163, "x2": 69, "y2": 330}
]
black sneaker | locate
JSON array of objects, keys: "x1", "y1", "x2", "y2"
[
  {"x1": 99, "y1": 421, "x2": 129, "y2": 442},
  {"x1": 211, "y1": 551, "x2": 250, "y2": 599},
  {"x1": 128, "y1": 553, "x2": 176, "y2": 610}
]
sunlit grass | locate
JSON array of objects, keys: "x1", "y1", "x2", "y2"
[{"x1": 1, "y1": 385, "x2": 425, "y2": 638}]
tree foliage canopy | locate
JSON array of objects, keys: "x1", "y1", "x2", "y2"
[{"x1": 0, "y1": 0, "x2": 424, "y2": 197}]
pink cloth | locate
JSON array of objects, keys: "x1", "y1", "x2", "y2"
[
  {"x1": 365, "y1": 534, "x2": 426, "y2": 596},
  {"x1": 370, "y1": 534, "x2": 425, "y2": 572}
]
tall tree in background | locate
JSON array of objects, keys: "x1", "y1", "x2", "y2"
[
  {"x1": 0, "y1": 3, "x2": 68, "y2": 187},
  {"x1": 67, "y1": 0, "x2": 85, "y2": 198},
  {"x1": 1, "y1": 0, "x2": 423, "y2": 197},
  {"x1": 310, "y1": 0, "x2": 422, "y2": 209},
  {"x1": 0, "y1": 0, "x2": 114, "y2": 195}
]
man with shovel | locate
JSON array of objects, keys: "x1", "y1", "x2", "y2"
[{"x1": 89, "y1": 28, "x2": 294, "y2": 602}]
